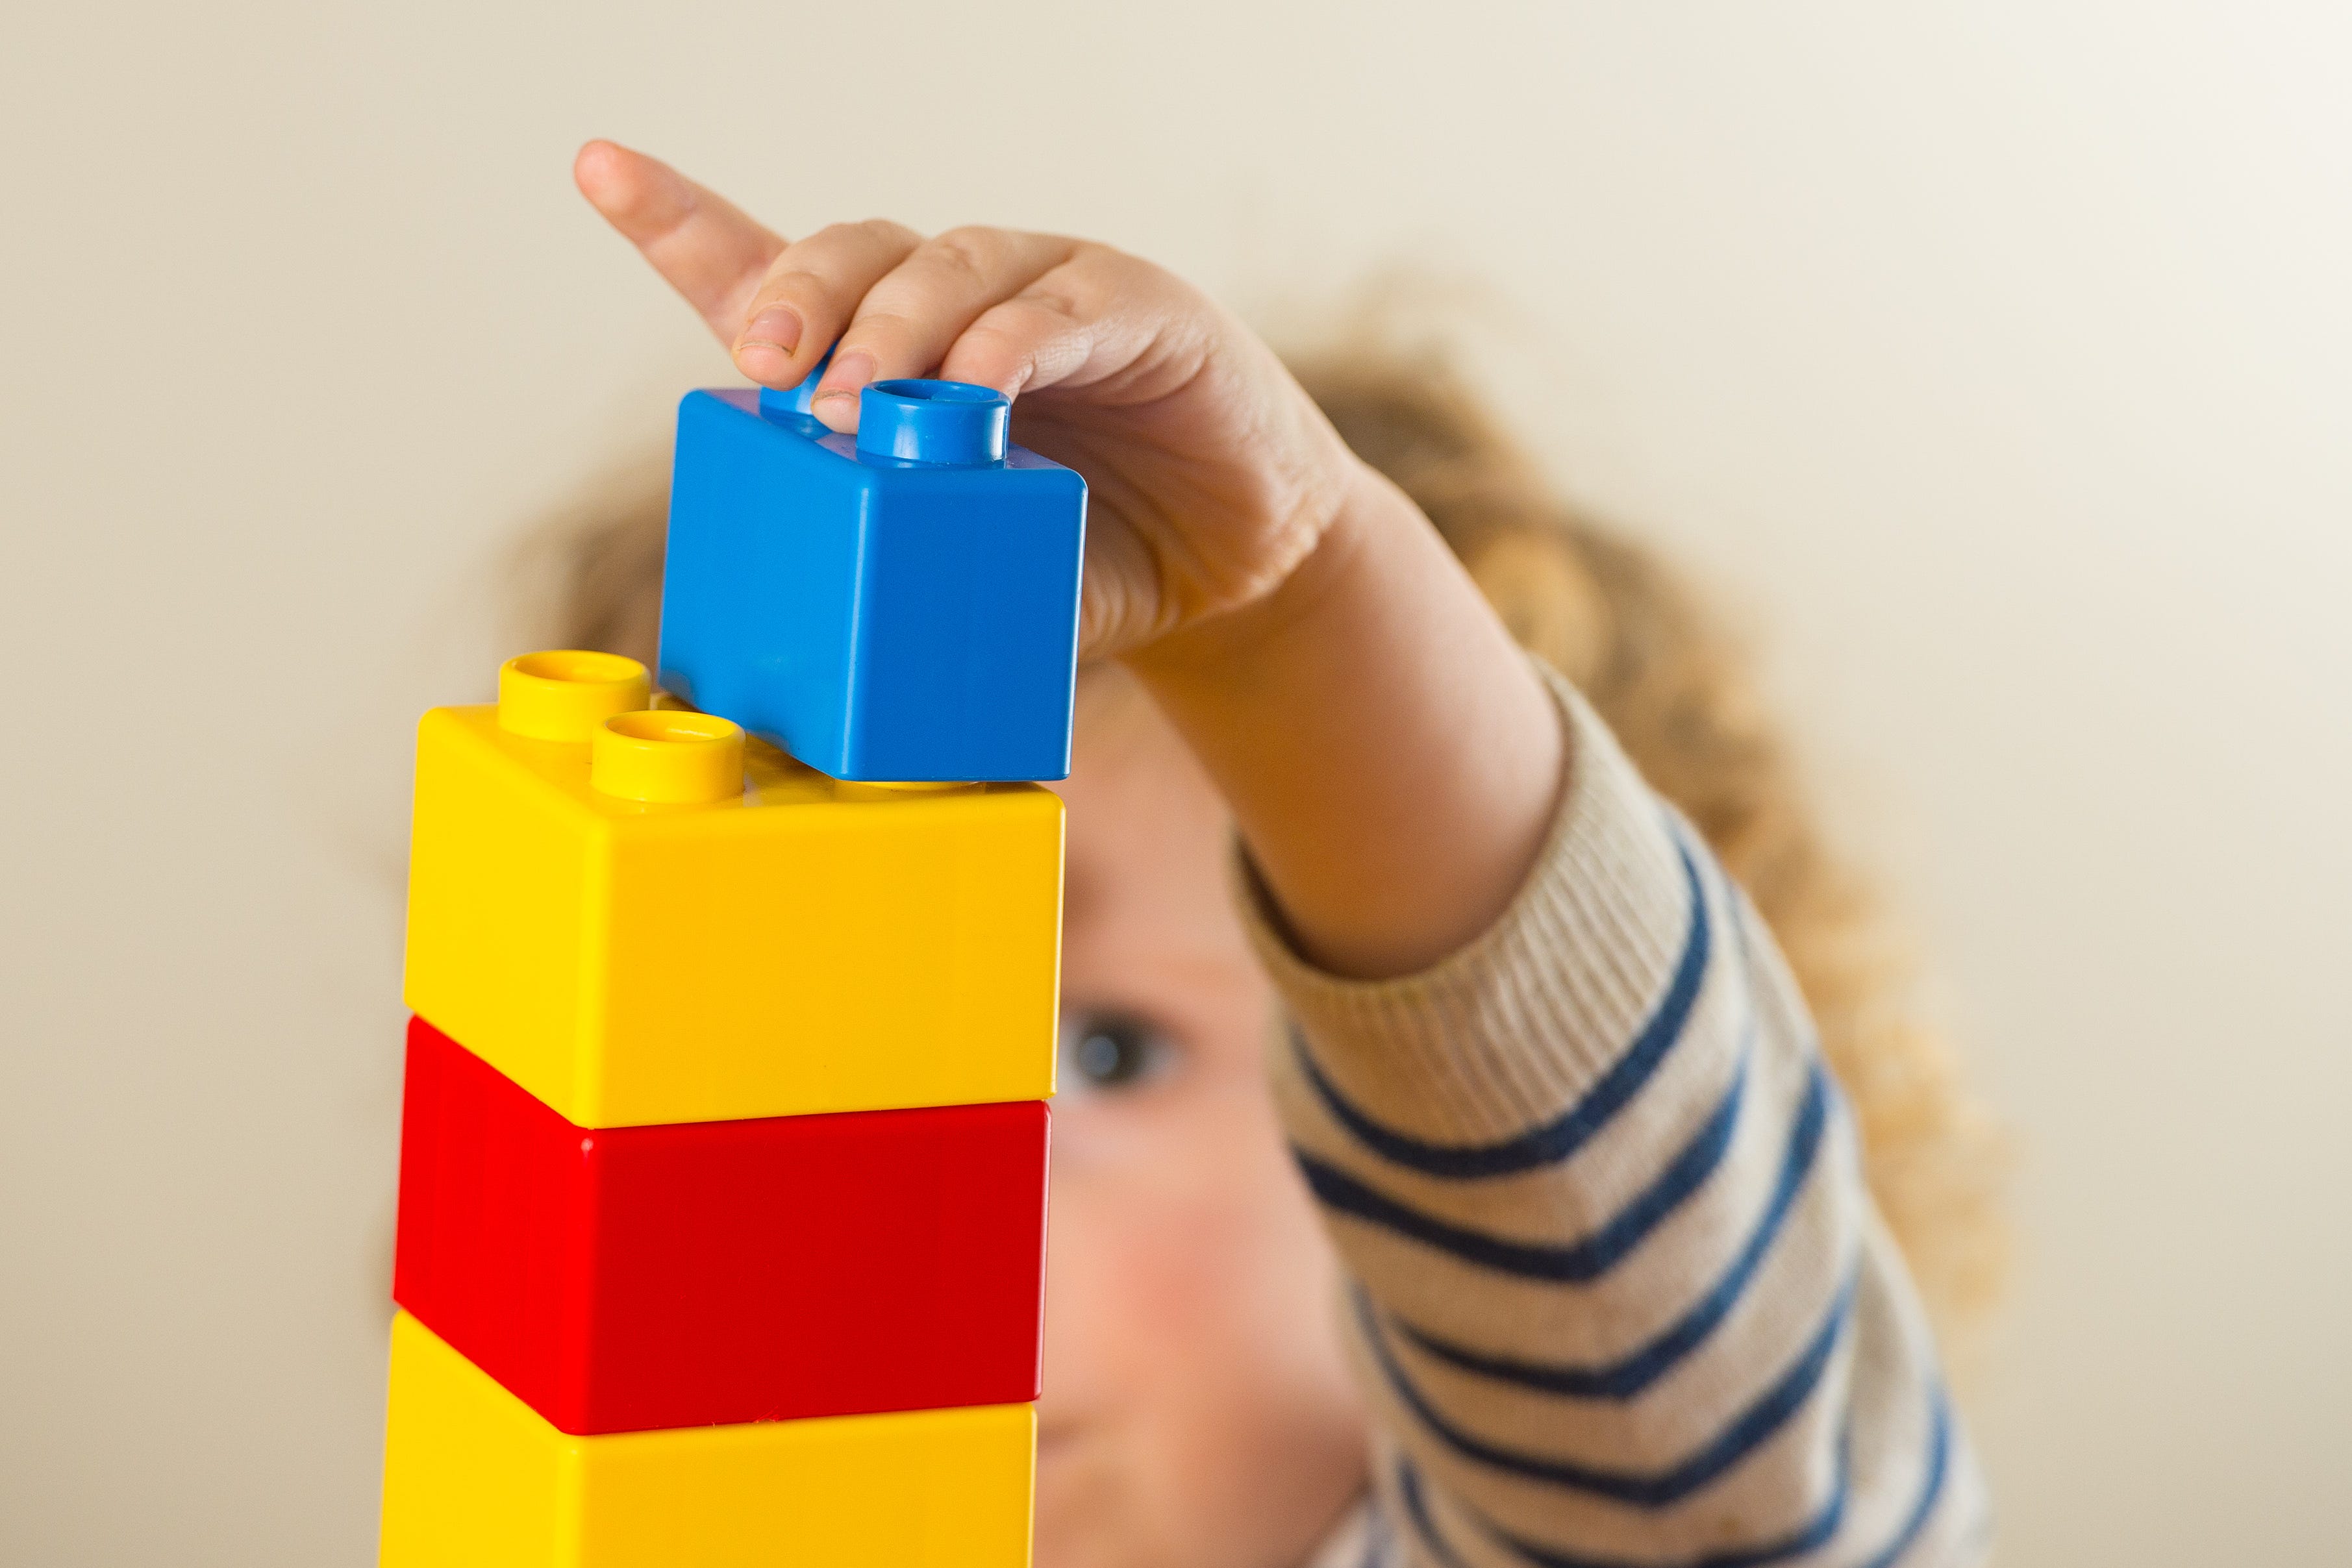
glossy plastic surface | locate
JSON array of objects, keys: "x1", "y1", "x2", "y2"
[
  {"x1": 589, "y1": 710, "x2": 745, "y2": 804},
  {"x1": 394, "y1": 1017, "x2": 1049, "y2": 1434},
  {"x1": 499, "y1": 652, "x2": 652, "y2": 742},
  {"x1": 379, "y1": 1312, "x2": 1036, "y2": 1568},
  {"x1": 855, "y1": 379, "x2": 1010, "y2": 465},
  {"x1": 401, "y1": 698, "x2": 1063, "y2": 1127},
  {"x1": 658, "y1": 384, "x2": 1085, "y2": 782}
]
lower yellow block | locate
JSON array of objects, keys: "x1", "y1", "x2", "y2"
[{"x1": 379, "y1": 1313, "x2": 1034, "y2": 1567}]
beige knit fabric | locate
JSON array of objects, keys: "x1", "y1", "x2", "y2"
[{"x1": 1240, "y1": 667, "x2": 1989, "y2": 1568}]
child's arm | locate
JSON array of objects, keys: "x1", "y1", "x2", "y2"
[
  {"x1": 577, "y1": 143, "x2": 1987, "y2": 1567},
  {"x1": 1244, "y1": 679, "x2": 1986, "y2": 1565}
]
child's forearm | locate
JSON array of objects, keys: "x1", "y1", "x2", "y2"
[{"x1": 1127, "y1": 461, "x2": 1566, "y2": 980}]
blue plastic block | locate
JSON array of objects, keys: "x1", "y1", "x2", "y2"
[{"x1": 658, "y1": 377, "x2": 1086, "y2": 782}]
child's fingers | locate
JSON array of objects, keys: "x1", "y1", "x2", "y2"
[
  {"x1": 942, "y1": 248, "x2": 1195, "y2": 403},
  {"x1": 572, "y1": 140, "x2": 786, "y2": 344},
  {"x1": 728, "y1": 220, "x2": 923, "y2": 390},
  {"x1": 805, "y1": 229, "x2": 1079, "y2": 427}
]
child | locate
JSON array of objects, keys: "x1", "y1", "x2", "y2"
[{"x1": 555, "y1": 140, "x2": 2003, "y2": 1568}]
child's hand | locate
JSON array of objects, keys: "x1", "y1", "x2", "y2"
[
  {"x1": 576, "y1": 140, "x2": 1564, "y2": 980},
  {"x1": 575, "y1": 140, "x2": 1364, "y2": 662}
]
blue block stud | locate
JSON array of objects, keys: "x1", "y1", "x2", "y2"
[{"x1": 658, "y1": 375, "x2": 1087, "y2": 782}]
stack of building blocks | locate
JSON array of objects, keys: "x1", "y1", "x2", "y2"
[{"x1": 379, "y1": 372, "x2": 1085, "y2": 1566}]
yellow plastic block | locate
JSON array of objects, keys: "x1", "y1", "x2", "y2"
[
  {"x1": 403, "y1": 687, "x2": 1063, "y2": 1128},
  {"x1": 379, "y1": 1312, "x2": 1034, "y2": 1568}
]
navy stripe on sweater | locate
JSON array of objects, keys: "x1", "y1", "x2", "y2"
[
  {"x1": 1858, "y1": 1384, "x2": 1955, "y2": 1568},
  {"x1": 1394, "y1": 1379, "x2": 1953, "y2": 1568},
  {"x1": 1295, "y1": 1037, "x2": 1750, "y2": 1283},
  {"x1": 1407, "y1": 1443, "x2": 1849, "y2": 1568},
  {"x1": 1378, "y1": 1057, "x2": 1838, "y2": 1398},
  {"x1": 1290, "y1": 838, "x2": 1714, "y2": 1180},
  {"x1": 1382, "y1": 1410, "x2": 1844, "y2": 1568},
  {"x1": 1297, "y1": 1049, "x2": 1835, "y2": 1289},
  {"x1": 1360, "y1": 1265, "x2": 1859, "y2": 1508},
  {"x1": 1395, "y1": 1461, "x2": 1476, "y2": 1568},
  {"x1": 1396, "y1": 1432, "x2": 1849, "y2": 1568}
]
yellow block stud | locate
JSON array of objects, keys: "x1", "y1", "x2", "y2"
[
  {"x1": 499, "y1": 652, "x2": 654, "y2": 741},
  {"x1": 379, "y1": 1313, "x2": 1035, "y2": 1568},
  {"x1": 402, "y1": 666, "x2": 1063, "y2": 1127},
  {"x1": 592, "y1": 711, "x2": 746, "y2": 804}
]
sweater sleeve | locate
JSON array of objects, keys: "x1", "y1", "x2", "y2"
[{"x1": 1238, "y1": 666, "x2": 1990, "y2": 1568}]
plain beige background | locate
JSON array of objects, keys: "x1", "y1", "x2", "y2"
[{"x1": 5, "y1": 2, "x2": 2347, "y2": 1563}]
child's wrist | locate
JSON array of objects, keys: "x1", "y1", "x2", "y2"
[
  {"x1": 1125, "y1": 457, "x2": 1404, "y2": 692},
  {"x1": 1123, "y1": 454, "x2": 1567, "y2": 978}
]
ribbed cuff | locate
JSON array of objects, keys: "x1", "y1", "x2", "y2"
[{"x1": 1234, "y1": 662, "x2": 1698, "y2": 1145}]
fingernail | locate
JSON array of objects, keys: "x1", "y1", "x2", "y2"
[
  {"x1": 738, "y1": 308, "x2": 801, "y2": 355},
  {"x1": 813, "y1": 350, "x2": 875, "y2": 405}
]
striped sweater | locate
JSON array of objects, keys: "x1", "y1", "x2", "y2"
[{"x1": 1240, "y1": 669, "x2": 1989, "y2": 1568}]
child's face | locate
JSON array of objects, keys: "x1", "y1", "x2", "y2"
[{"x1": 1036, "y1": 673, "x2": 1369, "y2": 1568}]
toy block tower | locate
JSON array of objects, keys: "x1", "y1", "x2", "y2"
[{"x1": 380, "y1": 373, "x2": 1083, "y2": 1567}]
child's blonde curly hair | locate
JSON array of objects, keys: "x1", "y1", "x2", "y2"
[{"x1": 532, "y1": 344, "x2": 2008, "y2": 1347}]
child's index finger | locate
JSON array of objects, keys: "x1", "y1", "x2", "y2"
[{"x1": 573, "y1": 140, "x2": 787, "y2": 345}]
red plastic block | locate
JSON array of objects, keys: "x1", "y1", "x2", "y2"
[{"x1": 392, "y1": 1015, "x2": 1048, "y2": 1436}]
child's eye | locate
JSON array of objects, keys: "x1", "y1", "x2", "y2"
[{"x1": 1057, "y1": 1009, "x2": 1175, "y2": 1097}]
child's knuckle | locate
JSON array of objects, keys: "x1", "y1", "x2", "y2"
[
  {"x1": 925, "y1": 226, "x2": 1003, "y2": 280},
  {"x1": 855, "y1": 217, "x2": 920, "y2": 249}
]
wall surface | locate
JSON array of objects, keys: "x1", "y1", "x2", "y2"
[{"x1": 4, "y1": 3, "x2": 2346, "y2": 1563}]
